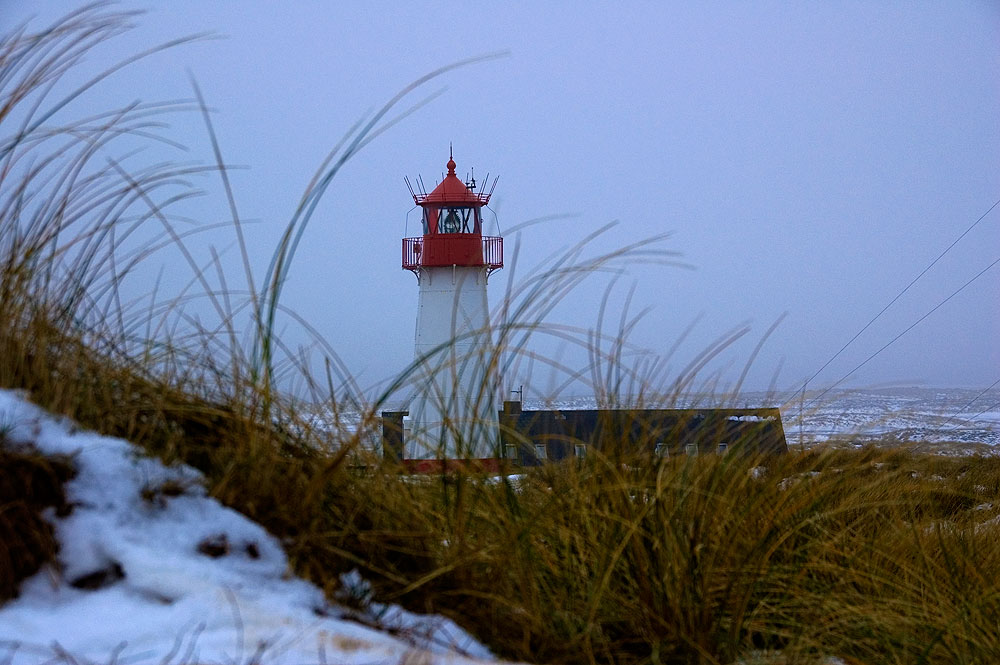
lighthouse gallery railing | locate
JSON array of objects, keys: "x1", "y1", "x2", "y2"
[{"x1": 402, "y1": 236, "x2": 503, "y2": 272}]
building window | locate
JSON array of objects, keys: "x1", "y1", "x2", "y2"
[
  {"x1": 441, "y1": 208, "x2": 462, "y2": 233},
  {"x1": 428, "y1": 206, "x2": 478, "y2": 234},
  {"x1": 685, "y1": 443, "x2": 698, "y2": 456},
  {"x1": 534, "y1": 444, "x2": 547, "y2": 461},
  {"x1": 654, "y1": 442, "x2": 668, "y2": 458},
  {"x1": 717, "y1": 442, "x2": 728, "y2": 454},
  {"x1": 505, "y1": 445, "x2": 519, "y2": 461},
  {"x1": 575, "y1": 444, "x2": 586, "y2": 459}
]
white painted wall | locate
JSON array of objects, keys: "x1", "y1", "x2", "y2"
[{"x1": 405, "y1": 265, "x2": 500, "y2": 459}]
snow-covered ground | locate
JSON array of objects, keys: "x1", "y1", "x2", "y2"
[
  {"x1": 511, "y1": 387, "x2": 1000, "y2": 449},
  {"x1": 0, "y1": 390, "x2": 501, "y2": 665},
  {"x1": 771, "y1": 387, "x2": 1000, "y2": 448}
]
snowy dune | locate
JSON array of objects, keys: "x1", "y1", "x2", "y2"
[{"x1": 0, "y1": 390, "x2": 501, "y2": 665}]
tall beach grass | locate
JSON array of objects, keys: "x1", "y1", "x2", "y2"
[{"x1": 1, "y1": 7, "x2": 999, "y2": 664}]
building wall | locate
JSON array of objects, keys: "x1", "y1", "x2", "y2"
[
  {"x1": 384, "y1": 406, "x2": 787, "y2": 466},
  {"x1": 499, "y1": 408, "x2": 787, "y2": 465}
]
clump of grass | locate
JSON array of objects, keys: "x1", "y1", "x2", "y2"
[
  {"x1": 0, "y1": 445, "x2": 75, "y2": 602},
  {"x1": 313, "y1": 445, "x2": 1000, "y2": 664},
  {"x1": 2, "y1": 7, "x2": 1000, "y2": 665}
]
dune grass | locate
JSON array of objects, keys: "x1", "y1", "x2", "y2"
[{"x1": 2, "y1": 7, "x2": 1000, "y2": 665}]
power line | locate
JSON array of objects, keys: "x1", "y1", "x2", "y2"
[
  {"x1": 951, "y1": 400, "x2": 1000, "y2": 430},
  {"x1": 805, "y1": 255, "x2": 1000, "y2": 409},
  {"x1": 939, "y1": 377, "x2": 1000, "y2": 429},
  {"x1": 795, "y1": 196, "x2": 1000, "y2": 397}
]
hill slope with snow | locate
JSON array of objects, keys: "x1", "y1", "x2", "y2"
[{"x1": 0, "y1": 390, "x2": 500, "y2": 665}]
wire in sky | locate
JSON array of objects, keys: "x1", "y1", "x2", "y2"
[
  {"x1": 938, "y1": 377, "x2": 1000, "y2": 429},
  {"x1": 941, "y1": 377, "x2": 1000, "y2": 431},
  {"x1": 797, "y1": 196, "x2": 1000, "y2": 395},
  {"x1": 949, "y1": 400, "x2": 1000, "y2": 430},
  {"x1": 805, "y1": 255, "x2": 1000, "y2": 409}
]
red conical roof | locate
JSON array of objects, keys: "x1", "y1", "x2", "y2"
[{"x1": 413, "y1": 156, "x2": 491, "y2": 207}]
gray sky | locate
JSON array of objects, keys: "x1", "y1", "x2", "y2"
[{"x1": 4, "y1": 1, "x2": 999, "y2": 398}]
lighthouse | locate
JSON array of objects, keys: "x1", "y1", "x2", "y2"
[{"x1": 401, "y1": 152, "x2": 503, "y2": 464}]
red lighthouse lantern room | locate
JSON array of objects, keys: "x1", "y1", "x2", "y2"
[{"x1": 403, "y1": 154, "x2": 502, "y2": 274}]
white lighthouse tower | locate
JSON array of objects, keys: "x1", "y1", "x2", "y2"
[{"x1": 401, "y1": 152, "x2": 503, "y2": 468}]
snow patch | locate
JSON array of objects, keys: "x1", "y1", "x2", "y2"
[{"x1": 0, "y1": 390, "x2": 498, "y2": 664}]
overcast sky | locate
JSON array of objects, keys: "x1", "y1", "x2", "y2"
[{"x1": 4, "y1": 1, "x2": 998, "y2": 399}]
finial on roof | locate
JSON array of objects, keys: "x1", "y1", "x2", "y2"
[{"x1": 446, "y1": 144, "x2": 456, "y2": 175}]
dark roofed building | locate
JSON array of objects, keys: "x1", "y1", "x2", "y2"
[
  {"x1": 382, "y1": 401, "x2": 787, "y2": 468},
  {"x1": 498, "y1": 401, "x2": 786, "y2": 465}
]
